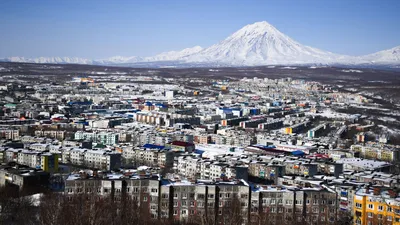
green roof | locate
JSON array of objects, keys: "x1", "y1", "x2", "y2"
[{"x1": 4, "y1": 103, "x2": 17, "y2": 108}]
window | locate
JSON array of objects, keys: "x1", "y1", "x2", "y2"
[
  {"x1": 356, "y1": 203, "x2": 362, "y2": 208},
  {"x1": 388, "y1": 207, "x2": 392, "y2": 212},
  {"x1": 271, "y1": 207, "x2": 276, "y2": 213},
  {"x1": 367, "y1": 212, "x2": 373, "y2": 218},
  {"x1": 396, "y1": 218, "x2": 400, "y2": 222},
  {"x1": 262, "y1": 199, "x2": 267, "y2": 204},
  {"x1": 143, "y1": 196, "x2": 147, "y2": 202},
  {"x1": 225, "y1": 193, "x2": 230, "y2": 198},
  {"x1": 208, "y1": 194, "x2": 214, "y2": 199},
  {"x1": 190, "y1": 201, "x2": 195, "y2": 206},
  {"x1": 295, "y1": 200, "x2": 302, "y2": 205},
  {"x1": 306, "y1": 199, "x2": 310, "y2": 205},
  {"x1": 190, "y1": 210, "x2": 195, "y2": 215},
  {"x1": 312, "y1": 207, "x2": 318, "y2": 213},
  {"x1": 151, "y1": 188, "x2": 158, "y2": 193},
  {"x1": 321, "y1": 208, "x2": 325, "y2": 213},
  {"x1": 150, "y1": 205, "x2": 157, "y2": 210},
  {"x1": 378, "y1": 214, "x2": 383, "y2": 219},
  {"x1": 378, "y1": 205, "x2": 383, "y2": 211},
  {"x1": 173, "y1": 210, "x2": 178, "y2": 215},
  {"x1": 368, "y1": 204, "x2": 374, "y2": 210},
  {"x1": 387, "y1": 216, "x2": 392, "y2": 221},
  {"x1": 182, "y1": 193, "x2": 187, "y2": 199},
  {"x1": 313, "y1": 199, "x2": 318, "y2": 205},
  {"x1": 174, "y1": 201, "x2": 178, "y2": 207},
  {"x1": 181, "y1": 210, "x2": 187, "y2": 215},
  {"x1": 174, "y1": 193, "x2": 178, "y2": 199},
  {"x1": 271, "y1": 199, "x2": 276, "y2": 204},
  {"x1": 278, "y1": 199, "x2": 283, "y2": 205}
]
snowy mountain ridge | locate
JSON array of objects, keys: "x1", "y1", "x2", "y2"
[{"x1": 1, "y1": 21, "x2": 399, "y2": 67}]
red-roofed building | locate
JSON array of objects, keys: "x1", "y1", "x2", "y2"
[{"x1": 166, "y1": 141, "x2": 195, "y2": 153}]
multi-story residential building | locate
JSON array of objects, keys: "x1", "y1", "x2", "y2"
[
  {"x1": 132, "y1": 147, "x2": 174, "y2": 168},
  {"x1": 34, "y1": 130, "x2": 66, "y2": 140},
  {"x1": 0, "y1": 129, "x2": 20, "y2": 140},
  {"x1": 74, "y1": 131, "x2": 119, "y2": 145},
  {"x1": 351, "y1": 144, "x2": 400, "y2": 163},
  {"x1": 353, "y1": 187, "x2": 400, "y2": 225},
  {"x1": 166, "y1": 141, "x2": 195, "y2": 153},
  {"x1": 11, "y1": 150, "x2": 59, "y2": 172},
  {"x1": 63, "y1": 148, "x2": 121, "y2": 170},
  {"x1": 0, "y1": 165, "x2": 50, "y2": 193},
  {"x1": 250, "y1": 185, "x2": 338, "y2": 225}
]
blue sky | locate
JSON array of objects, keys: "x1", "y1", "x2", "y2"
[{"x1": 0, "y1": 0, "x2": 399, "y2": 58}]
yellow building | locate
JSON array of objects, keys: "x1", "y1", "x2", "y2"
[
  {"x1": 285, "y1": 127, "x2": 293, "y2": 134},
  {"x1": 354, "y1": 187, "x2": 400, "y2": 225},
  {"x1": 41, "y1": 154, "x2": 59, "y2": 173}
]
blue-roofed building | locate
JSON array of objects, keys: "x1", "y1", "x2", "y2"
[
  {"x1": 143, "y1": 144, "x2": 165, "y2": 150},
  {"x1": 194, "y1": 149, "x2": 205, "y2": 156},
  {"x1": 291, "y1": 150, "x2": 305, "y2": 156}
]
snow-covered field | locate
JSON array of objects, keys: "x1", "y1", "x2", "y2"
[
  {"x1": 378, "y1": 125, "x2": 400, "y2": 134},
  {"x1": 349, "y1": 104, "x2": 390, "y2": 111},
  {"x1": 376, "y1": 117, "x2": 398, "y2": 123},
  {"x1": 306, "y1": 108, "x2": 350, "y2": 119},
  {"x1": 340, "y1": 69, "x2": 363, "y2": 73}
]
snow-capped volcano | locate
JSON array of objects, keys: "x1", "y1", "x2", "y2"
[
  {"x1": 184, "y1": 21, "x2": 351, "y2": 65},
  {"x1": 360, "y1": 45, "x2": 400, "y2": 64},
  {"x1": 3, "y1": 56, "x2": 93, "y2": 64},
  {"x1": 1, "y1": 21, "x2": 399, "y2": 67}
]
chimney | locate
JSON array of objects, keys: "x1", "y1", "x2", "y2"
[
  {"x1": 388, "y1": 190, "x2": 397, "y2": 198},
  {"x1": 373, "y1": 187, "x2": 380, "y2": 196}
]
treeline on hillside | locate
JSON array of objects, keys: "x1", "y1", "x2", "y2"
[{"x1": 0, "y1": 187, "x2": 353, "y2": 225}]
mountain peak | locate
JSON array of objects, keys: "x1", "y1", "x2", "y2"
[{"x1": 238, "y1": 21, "x2": 278, "y2": 35}]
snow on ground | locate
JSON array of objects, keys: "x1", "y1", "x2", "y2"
[
  {"x1": 343, "y1": 88, "x2": 358, "y2": 92},
  {"x1": 306, "y1": 108, "x2": 350, "y2": 119},
  {"x1": 90, "y1": 71, "x2": 128, "y2": 75},
  {"x1": 22, "y1": 193, "x2": 43, "y2": 206},
  {"x1": 336, "y1": 158, "x2": 390, "y2": 170},
  {"x1": 349, "y1": 104, "x2": 390, "y2": 111},
  {"x1": 378, "y1": 125, "x2": 400, "y2": 134},
  {"x1": 376, "y1": 117, "x2": 398, "y2": 123},
  {"x1": 340, "y1": 69, "x2": 363, "y2": 73},
  {"x1": 195, "y1": 144, "x2": 245, "y2": 159},
  {"x1": 281, "y1": 66, "x2": 297, "y2": 70}
]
